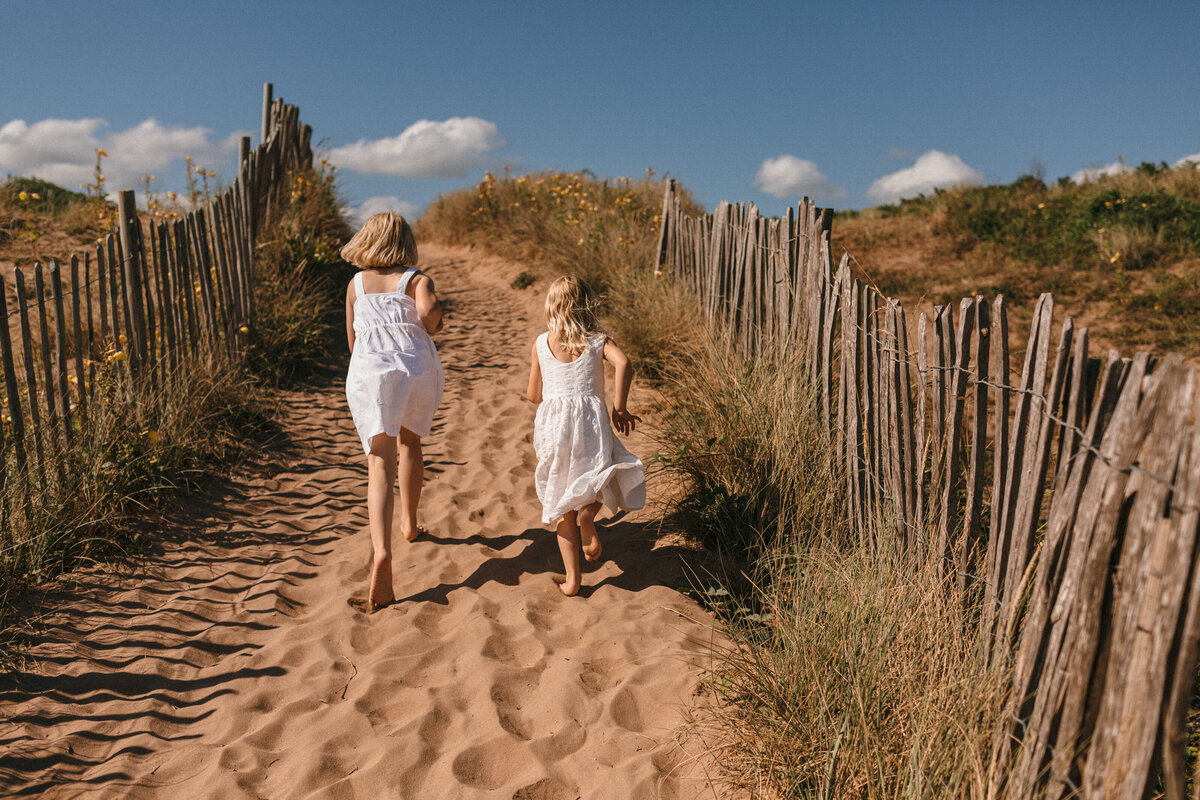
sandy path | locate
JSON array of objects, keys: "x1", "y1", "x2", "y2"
[{"x1": 0, "y1": 245, "x2": 723, "y2": 799}]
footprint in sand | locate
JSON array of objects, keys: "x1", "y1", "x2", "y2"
[{"x1": 451, "y1": 736, "x2": 538, "y2": 790}]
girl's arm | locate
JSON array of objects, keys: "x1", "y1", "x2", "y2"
[
  {"x1": 526, "y1": 340, "x2": 543, "y2": 403},
  {"x1": 413, "y1": 275, "x2": 444, "y2": 334},
  {"x1": 603, "y1": 340, "x2": 642, "y2": 435},
  {"x1": 345, "y1": 280, "x2": 357, "y2": 353}
]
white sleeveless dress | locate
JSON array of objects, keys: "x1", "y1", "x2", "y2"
[
  {"x1": 534, "y1": 332, "x2": 646, "y2": 523},
  {"x1": 345, "y1": 268, "x2": 444, "y2": 454}
]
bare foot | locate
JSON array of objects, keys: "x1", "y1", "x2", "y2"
[
  {"x1": 579, "y1": 503, "x2": 603, "y2": 562},
  {"x1": 368, "y1": 555, "x2": 395, "y2": 609},
  {"x1": 580, "y1": 526, "x2": 603, "y2": 562},
  {"x1": 347, "y1": 597, "x2": 392, "y2": 614},
  {"x1": 553, "y1": 574, "x2": 581, "y2": 597},
  {"x1": 400, "y1": 526, "x2": 428, "y2": 543}
]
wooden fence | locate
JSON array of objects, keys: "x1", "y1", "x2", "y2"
[
  {"x1": 0, "y1": 83, "x2": 313, "y2": 522},
  {"x1": 656, "y1": 178, "x2": 1200, "y2": 799}
]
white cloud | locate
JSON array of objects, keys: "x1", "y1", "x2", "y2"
[
  {"x1": 0, "y1": 115, "x2": 239, "y2": 195},
  {"x1": 330, "y1": 117, "x2": 504, "y2": 179},
  {"x1": 1071, "y1": 159, "x2": 1132, "y2": 184},
  {"x1": 753, "y1": 155, "x2": 845, "y2": 199},
  {"x1": 866, "y1": 150, "x2": 983, "y2": 204},
  {"x1": 1174, "y1": 153, "x2": 1200, "y2": 169},
  {"x1": 351, "y1": 196, "x2": 420, "y2": 226}
]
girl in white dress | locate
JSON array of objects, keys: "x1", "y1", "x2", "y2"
[
  {"x1": 526, "y1": 275, "x2": 645, "y2": 596},
  {"x1": 343, "y1": 213, "x2": 445, "y2": 610}
]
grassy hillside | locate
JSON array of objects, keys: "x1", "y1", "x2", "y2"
[{"x1": 832, "y1": 162, "x2": 1200, "y2": 361}]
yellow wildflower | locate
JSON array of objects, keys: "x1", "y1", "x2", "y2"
[
  {"x1": 18, "y1": 191, "x2": 27, "y2": 201},
  {"x1": 97, "y1": 148, "x2": 108, "y2": 157}
]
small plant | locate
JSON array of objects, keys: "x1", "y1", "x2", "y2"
[
  {"x1": 15, "y1": 188, "x2": 44, "y2": 260},
  {"x1": 183, "y1": 156, "x2": 218, "y2": 208},
  {"x1": 83, "y1": 147, "x2": 115, "y2": 230},
  {"x1": 510, "y1": 271, "x2": 536, "y2": 289}
]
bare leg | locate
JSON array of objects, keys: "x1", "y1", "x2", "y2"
[
  {"x1": 397, "y1": 427, "x2": 424, "y2": 542},
  {"x1": 579, "y1": 500, "x2": 603, "y2": 562},
  {"x1": 366, "y1": 433, "x2": 398, "y2": 609},
  {"x1": 556, "y1": 511, "x2": 583, "y2": 596}
]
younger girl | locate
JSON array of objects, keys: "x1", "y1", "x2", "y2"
[
  {"x1": 343, "y1": 213, "x2": 445, "y2": 610},
  {"x1": 526, "y1": 275, "x2": 646, "y2": 596}
]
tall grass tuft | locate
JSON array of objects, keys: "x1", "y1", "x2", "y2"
[
  {"x1": 657, "y1": 335, "x2": 1005, "y2": 797},
  {"x1": 697, "y1": 540, "x2": 1005, "y2": 798},
  {"x1": 248, "y1": 158, "x2": 354, "y2": 383}
]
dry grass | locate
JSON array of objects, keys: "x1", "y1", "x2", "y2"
[
  {"x1": 695, "y1": 540, "x2": 1006, "y2": 799},
  {"x1": 655, "y1": 335, "x2": 1005, "y2": 798}
]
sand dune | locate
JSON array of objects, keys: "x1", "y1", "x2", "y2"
[{"x1": 0, "y1": 244, "x2": 725, "y2": 799}]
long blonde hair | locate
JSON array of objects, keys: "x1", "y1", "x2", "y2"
[
  {"x1": 545, "y1": 275, "x2": 604, "y2": 357},
  {"x1": 340, "y1": 212, "x2": 418, "y2": 268}
]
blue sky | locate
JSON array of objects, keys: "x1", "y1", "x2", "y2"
[{"x1": 2, "y1": 1, "x2": 1198, "y2": 220}]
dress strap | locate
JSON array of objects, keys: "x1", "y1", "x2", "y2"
[
  {"x1": 396, "y1": 267, "x2": 420, "y2": 296},
  {"x1": 354, "y1": 271, "x2": 365, "y2": 295}
]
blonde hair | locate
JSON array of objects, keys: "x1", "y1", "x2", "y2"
[
  {"x1": 545, "y1": 275, "x2": 604, "y2": 357},
  {"x1": 340, "y1": 212, "x2": 418, "y2": 268}
]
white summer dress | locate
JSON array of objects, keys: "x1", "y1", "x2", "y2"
[
  {"x1": 534, "y1": 332, "x2": 646, "y2": 523},
  {"x1": 345, "y1": 268, "x2": 444, "y2": 454}
]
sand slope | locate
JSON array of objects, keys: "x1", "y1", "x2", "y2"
[{"x1": 0, "y1": 245, "x2": 724, "y2": 799}]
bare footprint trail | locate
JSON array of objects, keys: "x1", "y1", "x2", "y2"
[{"x1": 0, "y1": 245, "x2": 722, "y2": 799}]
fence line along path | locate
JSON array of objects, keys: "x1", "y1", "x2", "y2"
[
  {"x1": 0, "y1": 84, "x2": 312, "y2": 533},
  {"x1": 656, "y1": 178, "x2": 1200, "y2": 800}
]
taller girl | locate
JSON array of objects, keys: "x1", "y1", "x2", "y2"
[{"x1": 343, "y1": 213, "x2": 445, "y2": 610}]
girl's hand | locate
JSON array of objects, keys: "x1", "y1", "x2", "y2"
[{"x1": 612, "y1": 407, "x2": 641, "y2": 435}]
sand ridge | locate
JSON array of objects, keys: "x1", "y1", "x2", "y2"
[{"x1": 0, "y1": 244, "x2": 724, "y2": 799}]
